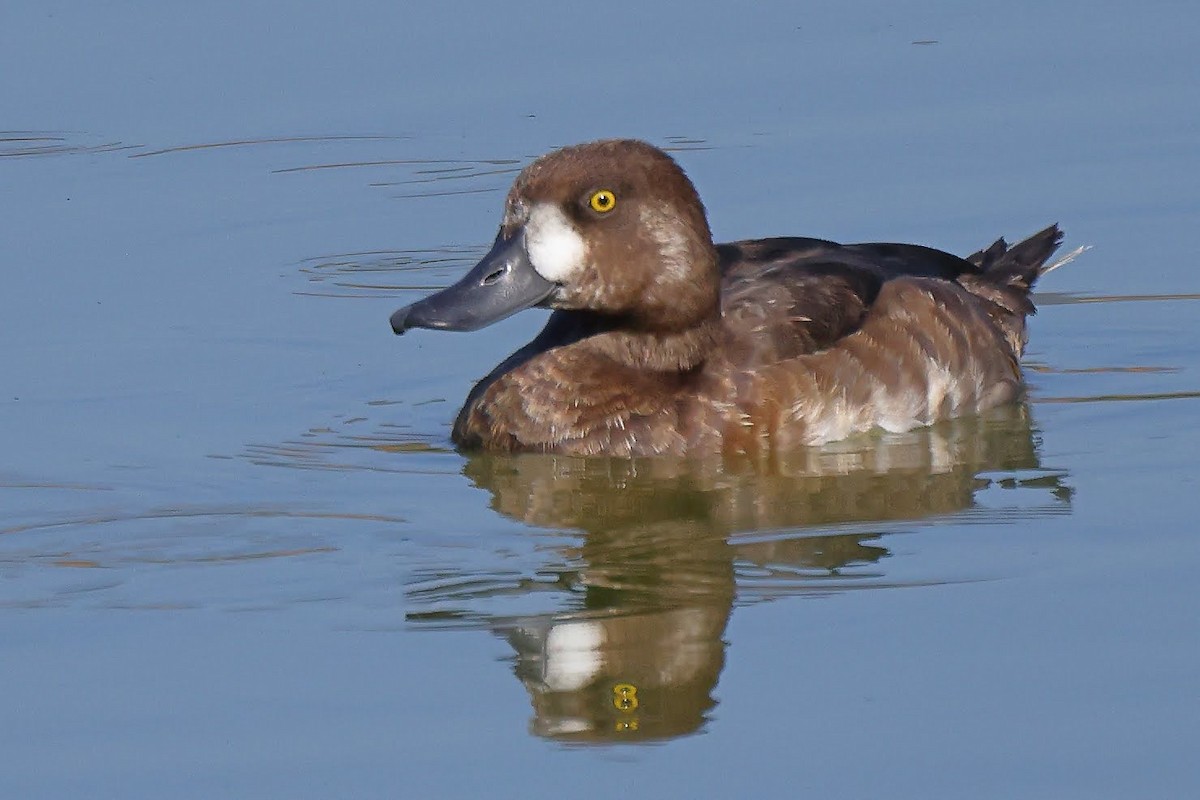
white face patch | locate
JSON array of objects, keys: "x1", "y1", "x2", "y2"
[
  {"x1": 542, "y1": 621, "x2": 604, "y2": 692},
  {"x1": 525, "y1": 202, "x2": 587, "y2": 283}
]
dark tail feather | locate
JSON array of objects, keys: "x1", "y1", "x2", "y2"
[
  {"x1": 966, "y1": 223, "x2": 1064, "y2": 290},
  {"x1": 959, "y1": 224, "x2": 1067, "y2": 356}
]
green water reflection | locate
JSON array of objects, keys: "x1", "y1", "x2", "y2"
[{"x1": 410, "y1": 404, "x2": 1070, "y2": 743}]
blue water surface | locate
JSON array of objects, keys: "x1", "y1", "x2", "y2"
[{"x1": 2, "y1": 1, "x2": 1198, "y2": 798}]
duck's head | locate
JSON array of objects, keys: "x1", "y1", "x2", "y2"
[{"x1": 390, "y1": 140, "x2": 720, "y2": 336}]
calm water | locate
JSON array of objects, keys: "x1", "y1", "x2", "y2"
[{"x1": 3, "y1": 1, "x2": 1198, "y2": 797}]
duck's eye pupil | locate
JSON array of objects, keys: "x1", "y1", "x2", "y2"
[{"x1": 589, "y1": 190, "x2": 616, "y2": 213}]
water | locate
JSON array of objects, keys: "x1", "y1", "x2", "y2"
[{"x1": 2, "y1": 1, "x2": 1198, "y2": 797}]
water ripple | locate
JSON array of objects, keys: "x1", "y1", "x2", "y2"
[
  {"x1": 0, "y1": 130, "x2": 140, "y2": 158},
  {"x1": 292, "y1": 246, "x2": 485, "y2": 298}
]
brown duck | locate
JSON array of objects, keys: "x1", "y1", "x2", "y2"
[{"x1": 390, "y1": 139, "x2": 1065, "y2": 457}]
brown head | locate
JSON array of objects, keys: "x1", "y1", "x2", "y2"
[{"x1": 391, "y1": 140, "x2": 721, "y2": 336}]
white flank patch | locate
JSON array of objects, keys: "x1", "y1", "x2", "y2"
[
  {"x1": 542, "y1": 621, "x2": 605, "y2": 692},
  {"x1": 525, "y1": 203, "x2": 587, "y2": 282}
]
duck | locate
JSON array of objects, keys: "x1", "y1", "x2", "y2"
[{"x1": 390, "y1": 139, "x2": 1065, "y2": 457}]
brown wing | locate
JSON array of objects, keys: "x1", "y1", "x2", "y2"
[{"x1": 716, "y1": 236, "x2": 981, "y2": 370}]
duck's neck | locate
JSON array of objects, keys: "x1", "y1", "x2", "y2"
[{"x1": 577, "y1": 313, "x2": 722, "y2": 372}]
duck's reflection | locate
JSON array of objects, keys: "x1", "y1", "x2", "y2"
[{"x1": 428, "y1": 404, "x2": 1070, "y2": 743}]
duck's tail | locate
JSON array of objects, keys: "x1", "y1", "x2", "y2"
[
  {"x1": 959, "y1": 224, "x2": 1078, "y2": 356},
  {"x1": 966, "y1": 223, "x2": 1065, "y2": 290}
]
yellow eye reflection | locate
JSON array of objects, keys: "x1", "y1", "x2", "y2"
[{"x1": 588, "y1": 189, "x2": 617, "y2": 213}]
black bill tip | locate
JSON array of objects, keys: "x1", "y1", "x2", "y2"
[{"x1": 390, "y1": 305, "x2": 415, "y2": 335}]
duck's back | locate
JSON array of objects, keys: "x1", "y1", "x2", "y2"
[{"x1": 705, "y1": 226, "x2": 1063, "y2": 450}]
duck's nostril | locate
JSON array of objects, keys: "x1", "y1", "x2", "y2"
[{"x1": 482, "y1": 265, "x2": 508, "y2": 285}]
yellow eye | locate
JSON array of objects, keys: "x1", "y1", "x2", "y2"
[{"x1": 588, "y1": 189, "x2": 617, "y2": 213}]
